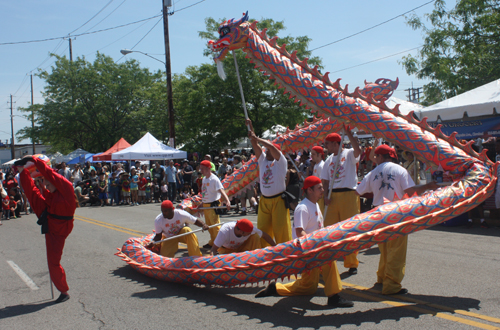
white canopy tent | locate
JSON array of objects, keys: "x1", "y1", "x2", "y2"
[
  {"x1": 111, "y1": 132, "x2": 187, "y2": 160},
  {"x1": 385, "y1": 96, "x2": 424, "y2": 116},
  {"x1": 417, "y1": 79, "x2": 500, "y2": 121}
]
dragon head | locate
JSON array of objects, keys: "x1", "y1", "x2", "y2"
[{"x1": 208, "y1": 11, "x2": 250, "y2": 63}]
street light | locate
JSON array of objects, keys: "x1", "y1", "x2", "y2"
[
  {"x1": 120, "y1": 21, "x2": 176, "y2": 148},
  {"x1": 120, "y1": 49, "x2": 166, "y2": 65}
]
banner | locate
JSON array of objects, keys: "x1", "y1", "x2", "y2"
[{"x1": 429, "y1": 117, "x2": 500, "y2": 139}]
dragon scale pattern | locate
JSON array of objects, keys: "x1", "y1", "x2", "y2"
[{"x1": 117, "y1": 13, "x2": 497, "y2": 286}]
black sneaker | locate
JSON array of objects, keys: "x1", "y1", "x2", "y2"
[
  {"x1": 255, "y1": 282, "x2": 277, "y2": 297},
  {"x1": 480, "y1": 222, "x2": 490, "y2": 228},
  {"x1": 348, "y1": 268, "x2": 357, "y2": 275},
  {"x1": 202, "y1": 243, "x2": 212, "y2": 249},
  {"x1": 240, "y1": 210, "x2": 247, "y2": 216},
  {"x1": 54, "y1": 293, "x2": 70, "y2": 304},
  {"x1": 327, "y1": 294, "x2": 353, "y2": 308}
]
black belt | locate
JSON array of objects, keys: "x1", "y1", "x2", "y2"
[
  {"x1": 262, "y1": 191, "x2": 285, "y2": 199},
  {"x1": 48, "y1": 212, "x2": 74, "y2": 220},
  {"x1": 331, "y1": 188, "x2": 354, "y2": 193}
]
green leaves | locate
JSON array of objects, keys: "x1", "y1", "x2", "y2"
[{"x1": 401, "y1": 0, "x2": 500, "y2": 105}]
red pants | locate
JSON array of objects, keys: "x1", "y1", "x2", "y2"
[{"x1": 46, "y1": 219, "x2": 73, "y2": 293}]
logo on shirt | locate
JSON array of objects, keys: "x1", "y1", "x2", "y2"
[{"x1": 262, "y1": 167, "x2": 274, "y2": 184}]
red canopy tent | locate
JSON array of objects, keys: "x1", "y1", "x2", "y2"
[{"x1": 92, "y1": 138, "x2": 131, "y2": 162}]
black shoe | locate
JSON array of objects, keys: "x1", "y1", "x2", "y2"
[
  {"x1": 348, "y1": 268, "x2": 357, "y2": 275},
  {"x1": 466, "y1": 221, "x2": 473, "y2": 228},
  {"x1": 202, "y1": 243, "x2": 212, "y2": 249},
  {"x1": 255, "y1": 205, "x2": 258, "y2": 214},
  {"x1": 387, "y1": 288, "x2": 408, "y2": 295},
  {"x1": 255, "y1": 282, "x2": 277, "y2": 298},
  {"x1": 240, "y1": 210, "x2": 247, "y2": 216},
  {"x1": 327, "y1": 294, "x2": 353, "y2": 308},
  {"x1": 480, "y1": 222, "x2": 490, "y2": 228},
  {"x1": 54, "y1": 293, "x2": 70, "y2": 304}
]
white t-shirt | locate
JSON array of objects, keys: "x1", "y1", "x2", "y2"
[
  {"x1": 154, "y1": 209, "x2": 197, "y2": 237},
  {"x1": 258, "y1": 152, "x2": 287, "y2": 196},
  {"x1": 214, "y1": 221, "x2": 263, "y2": 249},
  {"x1": 320, "y1": 148, "x2": 359, "y2": 190},
  {"x1": 201, "y1": 173, "x2": 223, "y2": 203},
  {"x1": 292, "y1": 198, "x2": 324, "y2": 239},
  {"x1": 356, "y1": 161, "x2": 415, "y2": 206},
  {"x1": 313, "y1": 160, "x2": 324, "y2": 178}
]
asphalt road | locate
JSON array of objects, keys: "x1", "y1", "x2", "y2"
[{"x1": 1, "y1": 202, "x2": 499, "y2": 330}]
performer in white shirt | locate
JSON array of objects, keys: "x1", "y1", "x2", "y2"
[
  {"x1": 255, "y1": 176, "x2": 354, "y2": 308},
  {"x1": 311, "y1": 145, "x2": 325, "y2": 210},
  {"x1": 246, "y1": 119, "x2": 292, "y2": 246},
  {"x1": 356, "y1": 144, "x2": 438, "y2": 295},
  {"x1": 148, "y1": 200, "x2": 209, "y2": 258},
  {"x1": 200, "y1": 160, "x2": 231, "y2": 249},
  {"x1": 210, "y1": 218, "x2": 276, "y2": 255},
  {"x1": 320, "y1": 127, "x2": 361, "y2": 275}
]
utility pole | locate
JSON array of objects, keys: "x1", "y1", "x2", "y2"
[
  {"x1": 31, "y1": 73, "x2": 35, "y2": 154},
  {"x1": 404, "y1": 83, "x2": 423, "y2": 103},
  {"x1": 162, "y1": 0, "x2": 175, "y2": 148},
  {"x1": 69, "y1": 38, "x2": 73, "y2": 61},
  {"x1": 9, "y1": 94, "x2": 15, "y2": 159}
]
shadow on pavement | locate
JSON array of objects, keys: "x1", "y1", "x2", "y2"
[
  {"x1": 0, "y1": 300, "x2": 54, "y2": 319},
  {"x1": 426, "y1": 224, "x2": 500, "y2": 237},
  {"x1": 111, "y1": 265, "x2": 481, "y2": 329}
]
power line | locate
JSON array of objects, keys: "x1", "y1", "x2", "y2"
[
  {"x1": 310, "y1": 0, "x2": 435, "y2": 52},
  {"x1": 169, "y1": 0, "x2": 206, "y2": 14},
  {"x1": 331, "y1": 46, "x2": 422, "y2": 73},
  {"x1": 0, "y1": 14, "x2": 161, "y2": 46},
  {"x1": 83, "y1": 0, "x2": 128, "y2": 33},
  {"x1": 69, "y1": 0, "x2": 115, "y2": 35},
  {"x1": 130, "y1": 17, "x2": 163, "y2": 50}
]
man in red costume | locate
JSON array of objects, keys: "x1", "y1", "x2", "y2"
[{"x1": 16, "y1": 155, "x2": 76, "y2": 304}]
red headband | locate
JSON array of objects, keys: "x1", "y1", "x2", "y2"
[
  {"x1": 375, "y1": 145, "x2": 398, "y2": 160},
  {"x1": 200, "y1": 160, "x2": 211, "y2": 168},
  {"x1": 236, "y1": 218, "x2": 253, "y2": 232},
  {"x1": 161, "y1": 200, "x2": 174, "y2": 209},
  {"x1": 326, "y1": 133, "x2": 341, "y2": 142},
  {"x1": 312, "y1": 146, "x2": 324, "y2": 155},
  {"x1": 302, "y1": 175, "x2": 322, "y2": 191}
]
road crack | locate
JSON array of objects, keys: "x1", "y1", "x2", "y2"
[{"x1": 78, "y1": 298, "x2": 106, "y2": 329}]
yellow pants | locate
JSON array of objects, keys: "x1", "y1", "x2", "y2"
[
  {"x1": 217, "y1": 233, "x2": 261, "y2": 254},
  {"x1": 203, "y1": 203, "x2": 220, "y2": 246},
  {"x1": 276, "y1": 262, "x2": 343, "y2": 297},
  {"x1": 257, "y1": 195, "x2": 292, "y2": 246},
  {"x1": 317, "y1": 196, "x2": 325, "y2": 214},
  {"x1": 160, "y1": 227, "x2": 202, "y2": 258},
  {"x1": 323, "y1": 190, "x2": 360, "y2": 269},
  {"x1": 377, "y1": 235, "x2": 407, "y2": 294}
]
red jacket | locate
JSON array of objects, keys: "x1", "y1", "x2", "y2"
[{"x1": 20, "y1": 157, "x2": 76, "y2": 235}]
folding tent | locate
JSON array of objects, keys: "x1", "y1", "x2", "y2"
[
  {"x1": 92, "y1": 138, "x2": 131, "y2": 162},
  {"x1": 111, "y1": 132, "x2": 187, "y2": 160}
]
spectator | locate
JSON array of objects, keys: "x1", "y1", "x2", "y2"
[
  {"x1": 74, "y1": 181, "x2": 90, "y2": 207},
  {"x1": 2, "y1": 193, "x2": 10, "y2": 220},
  {"x1": 286, "y1": 160, "x2": 300, "y2": 211},
  {"x1": 181, "y1": 160, "x2": 194, "y2": 190},
  {"x1": 151, "y1": 162, "x2": 165, "y2": 187},
  {"x1": 72, "y1": 164, "x2": 84, "y2": 186},
  {"x1": 153, "y1": 178, "x2": 161, "y2": 203},
  {"x1": 130, "y1": 168, "x2": 139, "y2": 206},
  {"x1": 165, "y1": 161, "x2": 177, "y2": 202},
  {"x1": 160, "y1": 180, "x2": 168, "y2": 201},
  {"x1": 217, "y1": 157, "x2": 231, "y2": 179},
  {"x1": 138, "y1": 171, "x2": 147, "y2": 204},
  {"x1": 58, "y1": 162, "x2": 72, "y2": 181},
  {"x1": 98, "y1": 172, "x2": 108, "y2": 207},
  {"x1": 108, "y1": 172, "x2": 120, "y2": 206},
  {"x1": 121, "y1": 173, "x2": 131, "y2": 205},
  {"x1": 145, "y1": 177, "x2": 152, "y2": 203}
]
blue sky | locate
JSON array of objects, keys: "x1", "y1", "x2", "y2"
[{"x1": 0, "y1": 0, "x2": 441, "y2": 144}]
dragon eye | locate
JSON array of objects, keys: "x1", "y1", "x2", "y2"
[{"x1": 220, "y1": 27, "x2": 230, "y2": 37}]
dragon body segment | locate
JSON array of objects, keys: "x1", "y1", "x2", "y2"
[{"x1": 117, "y1": 12, "x2": 497, "y2": 286}]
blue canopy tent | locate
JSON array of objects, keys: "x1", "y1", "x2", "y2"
[{"x1": 67, "y1": 153, "x2": 95, "y2": 165}]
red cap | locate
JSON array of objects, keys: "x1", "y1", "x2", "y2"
[
  {"x1": 312, "y1": 146, "x2": 324, "y2": 155},
  {"x1": 273, "y1": 143, "x2": 282, "y2": 151},
  {"x1": 326, "y1": 133, "x2": 341, "y2": 142},
  {"x1": 174, "y1": 163, "x2": 180, "y2": 166},
  {"x1": 375, "y1": 145, "x2": 398, "y2": 160},
  {"x1": 302, "y1": 175, "x2": 322, "y2": 191},
  {"x1": 200, "y1": 160, "x2": 212, "y2": 168},
  {"x1": 236, "y1": 218, "x2": 253, "y2": 232},
  {"x1": 161, "y1": 200, "x2": 174, "y2": 209}
]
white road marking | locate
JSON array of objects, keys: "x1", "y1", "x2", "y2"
[{"x1": 7, "y1": 260, "x2": 40, "y2": 290}]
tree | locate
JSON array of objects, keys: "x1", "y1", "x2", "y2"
[
  {"x1": 400, "y1": 0, "x2": 500, "y2": 105},
  {"x1": 173, "y1": 17, "x2": 323, "y2": 154},
  {"x1": 17, "y1": 53, "x2": 166, "y2": 153}
]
